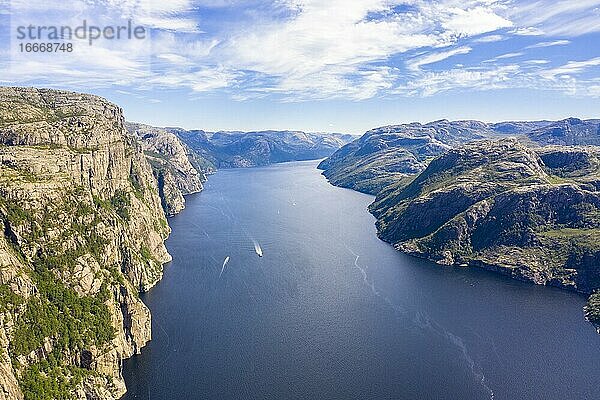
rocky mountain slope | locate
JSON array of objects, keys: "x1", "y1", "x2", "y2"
[
  {"x1": 318, "y1": 120, "x2": 491, "y2": 194},
  {"x1": 319, "y1": 118, "x2": 600, "y2": 194},
  {"x1": 127, "y1": 124, "x2": 351, "y2": 213},
  {"x1": 372, "y1": 139, "x2": 599, "y2": 284},
  {"x1": 373, "y1": 139, "x2": 600, "y2": 328},
  {"x1": 525, "y1": 118, "x2": 600, "y2": 146},
  {"x1": 126, "y1": 123, "x2": 211, "y2": 216},
  {"x1": 0, "y1": 87, "x2": 172, "y2": 399},
  {"x1": 320, "y1": 120, "x2": 600, "y2": 332},
  {"x1": 171, "y1": 128, "x2": 354, "y2": 168}
]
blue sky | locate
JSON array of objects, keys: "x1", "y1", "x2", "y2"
[{"x1": 1, "y1": 0, "x2": 600, "y2": 134}]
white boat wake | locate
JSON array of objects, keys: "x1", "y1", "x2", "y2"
[
  {"x1": 416, "y1": 313, "x2": 495, "y2": 400},
  {"x1": 253, "y1": 241, "x2": 263, "y2": 257},
  {"x1": 343, "y1": 243, "x2": 494, "y2": 400},
  {"x1": 219, "y1": 256, "x2": 230, "y2": 277}
]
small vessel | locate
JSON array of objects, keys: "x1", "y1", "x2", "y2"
[
  {"x1": 254, "y1": 242, "x2": 263, "y2": 257},
  {"x1": 219, "y1": 256, "x2": 230, "y2": 277}
]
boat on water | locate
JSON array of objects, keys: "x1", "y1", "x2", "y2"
[
  {"x1": 219, "y1": 256, "x2": 230, "y2": 277},
  {"x1": 254, "y1": 242, "x2": 263, "y2": 257}
]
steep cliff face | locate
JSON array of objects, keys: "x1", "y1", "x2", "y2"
[
  {"x1": 0, "y1": 87, "x2": 171, "y2": 399},
  {"x1": 126, "y1": 123, "x2": 210, "y2": 216}
]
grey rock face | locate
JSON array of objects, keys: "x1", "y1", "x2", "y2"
[
  {"x1": 127, "y1": 123, "x2": 209, "y2": 216},
  {"x1": 0, "y1": 87, "x2": 172, "y2": 399}
]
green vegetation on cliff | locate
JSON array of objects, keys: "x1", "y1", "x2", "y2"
[
  {"x1": 371, "y1": 140, "x2": 600, "y2": 295},
  {"x1": 11, "y1": 268, "x2": 114, "y2": 357},
  {"x1": 11, "y1": 270, "x2": 114, "y2": 400},
  {"x1": 586, "y1": 292, "x2": 600, "y2": 327},
  {"x1": 320, "y1": 123, "x2": 600, "y2": 332},
  {"x1": 1, "y1": 191, "x2": 117, "y2": 399},
  {"x1": 0, "y1": 87, "x2": 172, "y2": 399},
  {"x1": 0, "y1": 284, "x2": 23, "y2": 313}
]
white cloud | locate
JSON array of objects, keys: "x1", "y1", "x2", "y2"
[
  {"x1": 540, "y1": 57, "x2": 600, "y2": 80},
  {"x1": 144, "y1": 66, "x2": 239, "y2": 92},
  {"x1": 511, "y1": 0, "x2": 600, "y2": 27},
  {"x1": 397, "y1": 65, "x2": 521, "y2": 96},
  {"x1": 407, "y1": 46, "x2": 472, "y2": 71},
  {"x1": 217, "y1": 0, "x2": 512, "y2": 99},
  {"x1": 225, "y1": 0, "x2": 435, "y2": 77},
  {"x1": 106, "y1": 0, "x2": 200, "y2": 32},
  {"x1": 3, "y1": 0, "x2": 600, "y2": 102},
  {"x1": 508, "y1": 0, "x2": 600, "y2": 36},
  {"x1": 247, "y1": 65, "x2": 398, "y2": 101},
  {"x1": 472, "y1": 34, "x2": 505, "y2": 43},
  {"x1": 440, "y1": 6, "x2": 512, "y2": 36},
  {"x1": 495, "y1": 52, "x2": 524, "y2": 59},
  {"x1": 523, "y1": 59, "x2": 550, "y2": 65},
  {"x1": 525, "y1": 39, "x2": 571, "y2": 49}
]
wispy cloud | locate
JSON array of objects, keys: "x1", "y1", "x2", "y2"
[
  {"x1": 540, "y1": 57, "x2": 600, "y2": 79},
  {"x1": 509, "y1": 27, "x2": 545, "y2": 36},
  {"x1": 508, "y1": 0, "x2": 600, "y2": 36},
  {"x1": 495, "y1": 52, "x2": 524, "y2": 59},
  {"x1": 407, "y1": 47, "x2": 472, "y2": 71},
  {"x1": 217, "y1": 0, "x2": 513, "y2": 99},
  {"x1": 397, "y1": 65, "x2": 522, "y2": 97},
  {"x1": 2, "y1": 0, "x2": 600, "y2": 102},
  {"x1": 472, "y1": 34, "x2": 505, "y2": 43},
  {"x1": 523, "y1": 59, "x2": 550, "y2": 65},
  {"x1": 525, "y1": 39, "x2": 571, "y2": 49}
]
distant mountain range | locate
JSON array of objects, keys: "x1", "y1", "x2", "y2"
[
  {"x1": 127, "y1": 123, "x2": 354, "y2": 214},
  {"x1": 167, "y1": 127, "x2": 355, "y2": 169},
  {"x1": 319, "y1": 118, "x2": 600, "y2": 332}
]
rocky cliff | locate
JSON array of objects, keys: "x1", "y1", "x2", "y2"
[
  {"x1": 126, "y1": 123, "x2": 211, "y2": 216},
  {"x1": 373, "y1": 140, "x2": 600, "y2": 325},
  {"x1": 0, "y1": 87, "x2": 171, "y2": 399}
]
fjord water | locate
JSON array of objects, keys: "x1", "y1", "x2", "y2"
[{"x1": 123, "y1": 161, "x2": 600, "y2": 400}]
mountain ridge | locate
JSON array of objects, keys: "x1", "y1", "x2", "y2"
[
  {"x1": 169, "y1": 127, "x2": 354, "y2": 168},
  {"x1": 128, "y1": 123, "x2": 354, "y2": 215}
]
